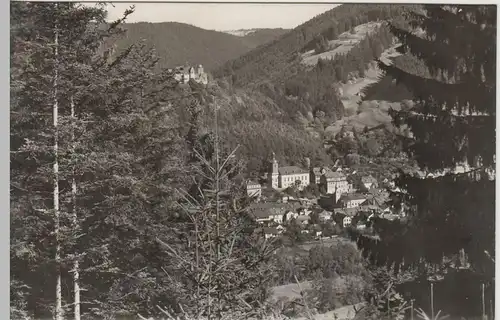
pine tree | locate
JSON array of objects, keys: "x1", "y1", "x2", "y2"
[{"x1": 376, "y1": 5, "x2": 496, "y2": 280}]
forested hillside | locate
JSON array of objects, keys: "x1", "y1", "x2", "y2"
[
  {"x1": 208, "y1": 4, "x2": 422, "y2": 140},
  {"x1": 214, "y1": 4, "x2": 420, "y2": 86},
  {"x1": 114, "y1": 22, "x2": 287, "y2": 70},
  {"x1": 240, "y1": 28, "x2": 289, "y2": 47},
  {"x1": 174, "y1": 81, "x2": 332, "y2": 175}
]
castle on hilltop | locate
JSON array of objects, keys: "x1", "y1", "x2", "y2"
[{"x1": 170, "y1": 64, "x2": 208, "y2": 85}]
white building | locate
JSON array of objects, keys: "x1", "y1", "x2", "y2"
[
  {"x1": 172, "y1": 64, "x2": 208, "y2": 85},
  {"x1": 268, "y1": 152, "x2": 309, "y2": 190},
  {"x1": 321, "y1": 171, "x2": 349, "y2": 195},
  {"x1": 339, "y1": 194, "x2": 367, "y2": 209},
  {"x1": 279, "y1": 166, "x2": 310, "y2": 189},
  {"x1": 246, "y1": 180, "x2": 262, "y2": 199},
  {"x1": 342, "y1": 216, "x2": 352, "y2": 228},
  {"x1": 360, "y1": 175, "x2": 377, "y2": 190}
]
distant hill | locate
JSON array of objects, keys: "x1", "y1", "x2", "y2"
[
  {"x1": 223, "y1": 28, "x2": 290, "y2": 47},
  {"x1": 114, "y1": 22, "x2": 287, "y2": 70}
]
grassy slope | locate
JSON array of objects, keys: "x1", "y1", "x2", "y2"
[
  {"x1": 323, "y1": 45, "x2": 404, "y2": 137},
  {"x1": 115, "y1": 22, "x2": 287, "y2": 70},
  {"x1": 302, "y1": 22, "x2": 382, "y2": 66}
]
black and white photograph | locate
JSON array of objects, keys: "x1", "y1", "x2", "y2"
[{"x1": 10, "y1": 2, "x2": 496, "y2": 320}]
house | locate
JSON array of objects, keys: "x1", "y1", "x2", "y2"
[
  {"x1": 360, "y1": 175, "x2": 378, "y2": 190},
  {"x1": 312, "y1": 225, "x2": 323, "y2": 238},
  {"x1": 268, "y1": 152, "x2": 310, "y2": 190},
  {"x1": 278, "y1": 166, "x2": 310, "y2": 190},
  {"x1": 248, "y1": 202, "x2": 300, "y2": 224},
  {"x1": 318, "y1": 210, "x2": 333, "y2": 222},
  {"x1": 263, "y1": 227, "x2": 279, "y2": 239},
  {"x1": 298, "y1": 207, "x2": 312, "y2": 217},
  {"x1": 334, "y1": 212, "x2": 352, "y2": 228},
  {"x1": 296, "y1": 215, "x2": 311, "y2": 225},
  {"x1": 276, "y1": 224, "x2": 286, "y2": 234},
  {"x1": 173, "y1": 64, "x2": 208, "y2": 85},
  {"x1": 320, "y1": 171, "x2": 349, "y2": 195},
  {"x1": 311, "y1": 166, "x2": 334, "y2": 184},
  {"x1": 284, "y1": 210, "x2": 298, "y2": 222},
  {"x1": 339, "y1": 193, "x2": 367, "y2": 209},
  {"x1": 246, "y1": 180, "x2": 262, "y2": 199}
]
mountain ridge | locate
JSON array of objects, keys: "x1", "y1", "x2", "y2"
[{"x1": 114, "y1": 22, "x2": 288, "y2": 70}]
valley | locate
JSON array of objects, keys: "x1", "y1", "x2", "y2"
[{"x1": 11, "y1": 3, "x2": 494, "y2": 320}]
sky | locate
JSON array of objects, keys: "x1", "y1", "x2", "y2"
[{"x1": 103, "y1": 2, "x2": 340, "y2": 31}]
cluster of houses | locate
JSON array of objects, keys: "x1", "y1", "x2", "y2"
[
  {"x1": 169, "y1": 64, "x2": 209, "y2": 85},
  {"x1": 246, "y1": 152, "x2": 404, "y2": 239}
]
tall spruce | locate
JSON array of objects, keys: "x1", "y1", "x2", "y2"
[
  {"x1": 11, "y1": 2, "x2": 187, "y2": 318},
  {"x1": 154, "y1": 100, "x2": 278, "y2": 320},
  {"x1": 375, "y1": 5, "x2": 495, "y2": 279}
]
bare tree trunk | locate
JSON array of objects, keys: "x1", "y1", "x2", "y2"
[
  {"x1": 214, "y1": 101, "x2": 221, "y2": 320},
  {"x1": 53, "y1": 19, "x2": 63, "y2": 320},
  {"x1": 430, "y1": 282, "x2": 434, "y2": 320},
  {"x1": 70, "y1": 96, "x2": 81, "y2": 320},
  {"x1": 481, "y1": 283, "x2": 486, "y2": 320}
]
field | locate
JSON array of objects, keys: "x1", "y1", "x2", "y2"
[{"x1": 301, "y1": 22, "x2": 382, "y2": 66}]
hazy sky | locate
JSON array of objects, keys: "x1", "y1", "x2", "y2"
[{"x1": 104, "y1": 2, "x2": 340, "y2": 31}]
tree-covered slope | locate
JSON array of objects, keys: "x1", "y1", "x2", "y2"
[
  {"x1": 114, "y1": 22, "x2": 287, "y2": 70},
  {"x1": 240, "y1": 28, "x2": 289, "y2": 47},
  {"x1": 175, "y1": 81, "x2": 332, "y2": 176},
  {"x1": 214, "y1": 4, "x2": 421, "y2": 86}
]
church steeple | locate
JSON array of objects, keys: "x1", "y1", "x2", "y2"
[{"x1": 268, "y1": 152, "x2": 279, "y2": 189}]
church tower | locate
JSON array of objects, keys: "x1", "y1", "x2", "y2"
[{"x1": 268, "y1": 152, "x2": 279, "y2": 189}]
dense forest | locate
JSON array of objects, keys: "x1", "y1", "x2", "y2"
[
  {"x1": 175, "y1": 81, "x2": 332, "y2": 175},
  {"x1": 113, "y1": 22, "x2": 287, "y2": 70}
]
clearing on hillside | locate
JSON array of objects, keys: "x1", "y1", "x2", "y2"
[{"x1": 301, "y1": 22, "x2": 382, "y2": 66}]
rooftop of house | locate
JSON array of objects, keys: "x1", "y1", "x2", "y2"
[
  {"x1": 296, "y1": 215, "x2": 311, "y2": 222},
  {"x1": 333, "y1": 212, "x2": 349, "y2": 221},
  {"x1": 248, "y1": 202, "x2": 299, "y2": 218},
  {"x1": 263, "y1": 227, "x2": 279, "y2": 235},
  {"x1": 324, "y1": 171, "x2": 347, "y2": 180},
  {"x1": 339, "y1": 193, "x2": 367, "y2": 202},
  {"x1": 334, "y1": 207, "x2": 358, "y2": 216},
  {"x1": 312, "y1": 166, "x2": 334, "y2": 175},
  {"x1": 318, "y1": 210, "x2": 332, "y2": 216},
  {"x1": 361, "y1": 175, "x2": 377, "y2": 183},
  {"x1": 247, "y1": 180, "x2": 261, "y2": 187},
  {"x1": 278, "y1": 166, "x2": 308, "y2": 175}
]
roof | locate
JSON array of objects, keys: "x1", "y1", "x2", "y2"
[
  {"x1": 296, "y1": 215, "x2": 311, "y2": 222},
  {"x1": 278, "y1": 166, "x2": 308, "y2": 175},
  {"x1": 340, "y1": 193, "x2": 367, "y2": 202},
  {"x1": 246, "y1": 180, "x2": 261, "y2": 187},
  {"x1": 312, "y1": 166, "x2": 334, "y2": 175},
  {"x1": 324, "y1": 171, "x2": 347, "y2": 180},
  {"x1": 334, "y1": 207, "x2": 358, "y2": 216},
  {"x1": 248, "y1": 202, "x2": 299, "y2": 219},
  {"x1": 263, "y1": 227, "x2": 279, "y2": 234},
  {"x1": 361, "y1": 175, "x2": 377, "y2": 183}
]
